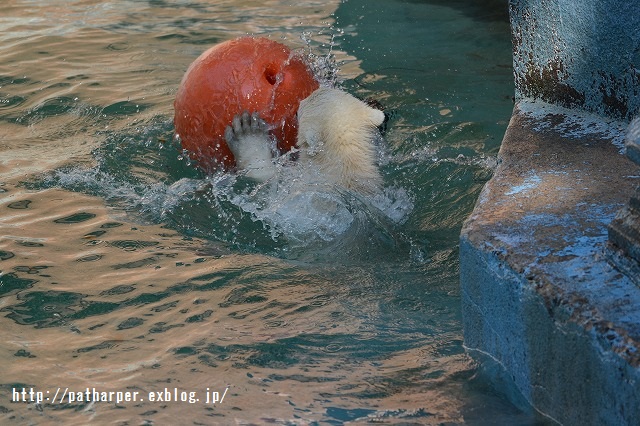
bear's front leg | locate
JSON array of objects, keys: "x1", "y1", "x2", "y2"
[{"x1": 225, "y1": 111, "x2": 277, "y2": 181}]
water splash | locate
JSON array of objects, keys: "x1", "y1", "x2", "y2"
[{"x1": 39, "y1": 138, "x2": 414, "y2": 257}]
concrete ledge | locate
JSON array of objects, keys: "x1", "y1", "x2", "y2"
[{"x1": 460, "y1": 101, "x2": 640, "y2": 425}]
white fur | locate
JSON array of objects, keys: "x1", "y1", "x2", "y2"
[
  {"x1": 297, "y1": 87, "x2": 385, "y2": 194},
  {"x1": 226, "y1": 87, "x2": 386, "y2": 194}
]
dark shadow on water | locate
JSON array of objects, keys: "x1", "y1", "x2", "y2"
[{"x1": 405, "y1": 0, "x2": 509, "y2": 22}]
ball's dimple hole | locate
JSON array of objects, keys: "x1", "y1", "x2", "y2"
[{"x1": 264, "y1": 65, "x2": 278, "y2": 85}]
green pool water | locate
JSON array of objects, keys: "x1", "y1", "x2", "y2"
[{"x1": 0, "y1": 0, "x2": 551, "y2": 424}]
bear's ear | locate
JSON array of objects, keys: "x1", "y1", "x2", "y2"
[{"x1": 368, "y1": 108, "x2": 386, "y2": 127}]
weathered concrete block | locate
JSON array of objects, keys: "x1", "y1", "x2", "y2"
[
  {"x1": 461, "y1": 104, "x2": 640, "y2": 425},
  {"x1": 463, "y1": 1, "x2": 640, "y2": 422},
  {"x1": 510, "y1": 0, "x2": 640, "y2": 120}
]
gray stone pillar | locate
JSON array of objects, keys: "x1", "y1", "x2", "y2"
[{"x1": 510, "y1": 0, "x2": 640, "y2": 120}]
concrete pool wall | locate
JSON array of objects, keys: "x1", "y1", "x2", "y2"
[{"x1": 460, "y1": 0, "x2": 640, "y2": 424}]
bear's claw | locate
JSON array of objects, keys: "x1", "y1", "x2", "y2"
[
  {"x1": 225, "y1": 111, "x2": 269, "y2": 154},
  {"x1": 224, "y1": 111, "x2": 276, "y2": 181}
]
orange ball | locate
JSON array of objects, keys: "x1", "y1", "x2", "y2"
[{"x1": 174, "y1": 36, "x2": 319, "y2": 173}]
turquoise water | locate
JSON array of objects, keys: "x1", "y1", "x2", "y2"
[{"x1": 0, "y1": 0, "x2": 544, "y2": 424}]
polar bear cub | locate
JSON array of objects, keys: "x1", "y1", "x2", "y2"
[{"x1": 225, "y1": 87, "x2": 386, "y2": 195}]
